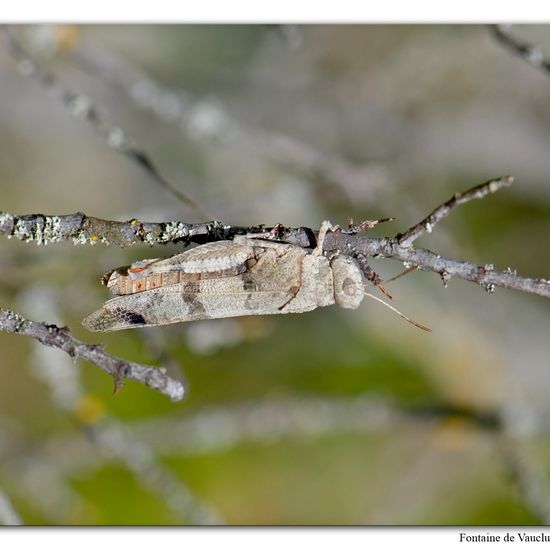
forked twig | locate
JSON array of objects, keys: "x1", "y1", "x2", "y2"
[
  {"x1": 325, "y1": 176, "x2": 550, "y2": 298},
  {"x1": 2, "y1": 177, "x2": 546, "y2": 298}
]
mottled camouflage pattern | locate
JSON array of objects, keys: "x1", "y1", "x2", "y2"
[{"x1": 83, "y1": 225, "x2": 364, "y2": 332}]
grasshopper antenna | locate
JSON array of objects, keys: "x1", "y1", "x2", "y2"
[{"x1": 363, "y1": 290, "x2": 432, "y2": 332}]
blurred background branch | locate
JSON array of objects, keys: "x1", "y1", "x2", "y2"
[
  {"x1": 1, "y1": 26, "x2": 210, "y2": 220},
  {"x1": 69, "y1": 36, "x2": 387, "y2": 205},
  {"x1": 490, "y1": 25, "x2": 550, "y2": 76},
  {"x1": 0, "y1": 489, "x2": 23, "y2": 525}
]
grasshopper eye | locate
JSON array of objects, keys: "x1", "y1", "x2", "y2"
[{"x1": 331, "y1": 256, "x2": 364, "y2": 310}]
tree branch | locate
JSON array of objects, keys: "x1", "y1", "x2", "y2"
[
  {"x1": 490, "y1": 25, "x2": 550, "y2": 76},
  {"x1": 1, "y1": 26, "x2": 211, "y2": 220},
  {"x1": 69, "y1": 39, "x2": 386, "y2": 201},
  {"x1": 0, "y1": 211, "x2": 316, "y2": 248},
  {"x1": 0, "y1": 308, "x2": 185, "y2": 401},
  {"x1": 1, "y1": 177, "x2": 548, "y2": 299},
  {"x1": 325, "y1": 232, "x2": 549, "y2": 298}
]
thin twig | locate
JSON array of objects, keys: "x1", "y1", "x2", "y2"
[
  {"x1": 0, "y1": 396, "x2": 501, "y2": 480},
  {"x1": 383, "y1": 266, "x2": 419, "y2": 285},
  {"x1": 397, "y1": 176, "x2": 514, "y2": 247},
  {"x1": 0, "y1": 211, "x2": 316, "y2": 248},
  {"x1": 1, "y1": 178, "x2": 548, "y2": 298},
  {"x1": 490, "y1": 25, "x2": 550, "y2": 75},
  {"x1": 1, "y1": 26, "x2": 211, "y2": 220},
  {"x1": 0, "y1": 308, "x2": 185, "y2": 401},
  {"x1": 94, "y1": 422, "x2": 219, "y2": 524},
  {"x1": 325, "y1": 233, "x2": 550, "y2": 298},
  {"x1": 70, "y1": 39, "x2": 386, "y2": 201}
]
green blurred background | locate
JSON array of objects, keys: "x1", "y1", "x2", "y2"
[{"x1": 0, "y1": 25, "x2": 549, "y2": 525}]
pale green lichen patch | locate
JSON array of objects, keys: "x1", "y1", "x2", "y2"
[
  {"x1": 70, "y1": 232, "x2": 111, "y2": 246},
  {"x1": 143, "y1": 229, "x2": 160, "y2": 246},
  {"x1": 41, "y1": 216, "x2": 63, "y2": 245},
  {"x1": 0, "y1": 212, "x2": 14, "y2": 228},
  {"x1": 158, "y1": 222, "x2": 190, "y2": 243},
  {"x1": 71, "y1": 230, "x2": 96, "y2": 246},
  {"x1": 13, "y1": 218, "x2": 35, "y2": 243},
  {"x1": 4, "y1": 309, "x2": 31, "y2": 332},
  {"x1": 0, "y1": 212, "x2": 15, "y2": 238},
  {"x1": 32, "y1": 218, "x2": 44, "y2": 244},
  {"x1": 2, "y1": 214, "x2": 64, "y2": 245},
  {"x1": 71, "y1": 227, "x2": 111, "y2": 246}
]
